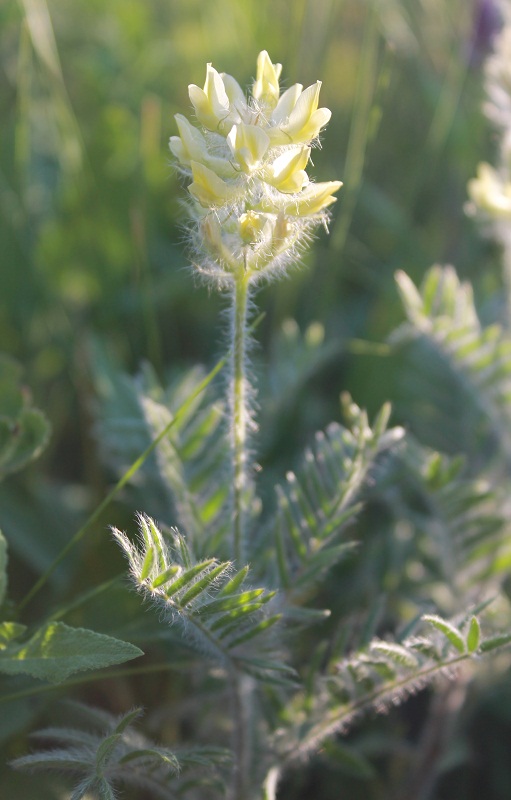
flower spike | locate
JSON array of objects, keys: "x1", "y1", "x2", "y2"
[{"x1": 172, "y1": 51, "x2": 341, "y2": 286}]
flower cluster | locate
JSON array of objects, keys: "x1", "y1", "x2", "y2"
[
  {"x1": 467, "y1": 9, "x2": 511, "y2": 225},
  {"x1": 468, "y1": 162, "x2": 511, "y2": 220},
  {"x1": 170, "y1": 51, "x2": 341, "y2": 286}
]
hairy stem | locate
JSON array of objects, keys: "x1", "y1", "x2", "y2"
[
  {"x1": 231, "y1": 271, "x2": 251, "y2": 564},
  {"x1": 285, "y1": 652, "x2": 471, "y2": 764}
]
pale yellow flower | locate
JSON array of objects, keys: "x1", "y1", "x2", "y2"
[
  {"x1": 188, "y1": 64, "x2": 239, "y2": 132},
  {"x1": 169, "y1": 114, "x2": 209, "y2": 166},
  {"x1": 265, "y1": 146, "x2": 310, "y2": 193},
  {"x1": 260, "y1": 180, "x2": 342, "y2": 216},
  {"x1": 227, "y1": 123, "x2": 270, "y2": 173},
  {"x1": 468, "y1": 162, "x2": 511, "y2": 218},
  {"x1": 252, "y1": 50, "x2": 282, "y2": 110},
  {"x1": 269, "y1": 82, "x2": 331, "y2": 144},
  {"x1": 170, "y1": 115, "x2": 236, "y2": 178},
  {"x1": 188, "y1": 161, "x2": 238, "y2": 207},
  {"x1": 271, "y1": 84, "x2": 303, "y2": 125},
  {"x1": 221, "y1": 73, "x2": 248, "y2": 117}
]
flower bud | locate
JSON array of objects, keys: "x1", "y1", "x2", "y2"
[{"x1": 239, "y1": 211, "x2": 269, "y2": 244}]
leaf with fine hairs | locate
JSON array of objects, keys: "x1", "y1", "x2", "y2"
[
  {"x1": 274, "y1": 611, "x2": 511, "y2": 763},
  {"x1": 394, "y1": 265, "x2": 511, "y2": 464},
  {"x1": 0, "y1": 621, "x2": 143, "y2": 682},
  {"x1": 267, "y1": 399, "x2": 404, "y2": 595},
  {"x1": 113, "y1": 514, "x2": 291, "y2": 681},
  {"x1": 13, "y1": 704, "x2": 228, "y2": 800}
]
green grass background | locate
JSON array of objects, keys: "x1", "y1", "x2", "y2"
[{"x1": 2, "y1": 0, "x2": 511, "y2": 797}]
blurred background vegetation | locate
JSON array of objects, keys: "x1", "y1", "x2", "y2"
[{"x1": 2, "y1": 0, "x2": 511, "y2": 797}]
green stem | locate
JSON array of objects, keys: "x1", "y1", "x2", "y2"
[
  {"x1": 285, "y1": 652, "x2": 470, "y2": 764},
  {"x1": 231, "y1": 271, "x2": 251, "y2": 564},
  {"x1": 17, "y1": 314, "x2": 265, "y2": 614},
  {"x1": 228, "y1": 272, "x2": 254, "y2": 798}
]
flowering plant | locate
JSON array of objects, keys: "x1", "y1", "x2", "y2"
[
  {"x1": 168, "y1": 52, "x2": 342, "y2": 565},
  {"x1": 9, "y1": 41, "x2": 511, "y2": 800}
]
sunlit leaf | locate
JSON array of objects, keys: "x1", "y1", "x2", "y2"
[
  {"x1": 0, "y1": 622, "x2": 143, "y2": 683},
  {"x1": 422, "y1": 615, "x2": 465, "y2": 653}
]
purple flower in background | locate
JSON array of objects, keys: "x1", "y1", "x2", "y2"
[{"x1": 469, "y1": 0, "x2": 502, "y2": 65}]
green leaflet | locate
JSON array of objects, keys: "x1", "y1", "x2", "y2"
[
  {"x1": 211, "y1": 603, "x2": 266, "y2": 633},
  {"x1": 370, "y1": 641, "x2": 419, "y2": 668},
  {"x1": 178, "y1": 562, "x2": 230, "y2": 605},
  {"x1": 95, "y1": 709, "x2": 144, "y2": 771},
  {"x1": 294, "y1": 542, "x2": 358, "y2": 589},
  {"x1": 140, "y1": 515, "x2": 166, "y2": 573},
  {"x1": 140, "y1": 545, "x2": 155, "y2": 580},
  {"x1": 479, "y1": 632, "x2": 511, "y2": 652},
  {"x1": 0, "y1": 530, "x2": 7, "y2": 607},
  {"x1": 164, "y1": 560, "x2": 216, "y2": 598},
  {"x1": 228, "y1": 614, "x2": 282, "y2": 647},
  {"x1": 218, "y1": 565, "x2": 250, "y2": 596},
  {"x1": 151, "y1": 564, "x2": 180, "y2": 588},
  {"x1": 422, "y1": 614, "x2": 465, "y2": 653},
  {"x1": 199, "y1": 588, "x2": 267, "y2": 616},
  {"x1": 0, "y1": 409, "x2": 50, "y2": 478},
  {"x1": 233, "y1": 656, "x2": 297, "y2": 686},
  {"x1": 118, "y1": 747, "x2": 180, "y2": 769},
  {"x1": 466, "y1": 616, "x2": 480, "y2": 653},
  {"x1": 0, "y1": 621, "x2": 143, "y2": 683}
]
